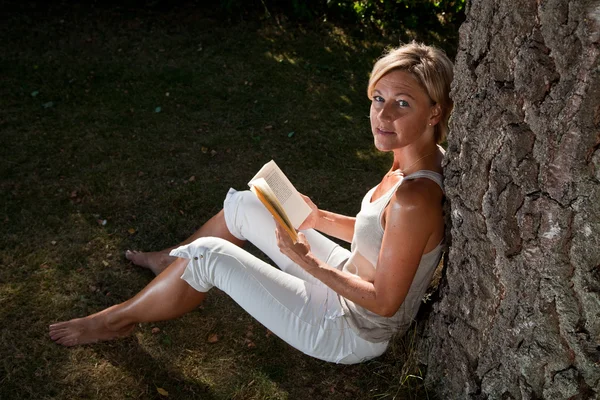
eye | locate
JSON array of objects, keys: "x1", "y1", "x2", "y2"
[
  {"x1": 397, "y1": 99, "x2": 410, "y2": 107},
  {"x1": 372, "y1": 95, "x2": 384, "y2": 103}
]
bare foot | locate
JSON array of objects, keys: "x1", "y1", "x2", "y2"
[
  {"x1": 125, "y1": 250, "x2": 174, "y2": 275},
  {"x1": 49, "y1": 307, "x2": 135, "y2": 347}
]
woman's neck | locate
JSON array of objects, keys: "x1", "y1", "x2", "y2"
[{"x1": 389, "y1": 143, "x2": 440, "y2": 175}]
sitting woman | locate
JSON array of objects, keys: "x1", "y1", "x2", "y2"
[{"x1": 49, "y1": 42, "x2": 453, "y2": 364}]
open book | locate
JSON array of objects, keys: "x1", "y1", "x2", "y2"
[{"x1": 248, "y1": 160, "x2": 312, "y2": 243}]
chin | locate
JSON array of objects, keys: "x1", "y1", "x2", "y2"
[{"x1": 373, "y1": 139, "x2": 395, "y2": 152}]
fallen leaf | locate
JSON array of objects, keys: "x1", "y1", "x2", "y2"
[
  {"x1": 40, "y1": 264, "x2": 49, "y2": 269},
  {"x1": 264, "y1": 125, "x2": 273, "y2": 130},
  {"x1": 128, "y1": 228, "x2": 136, "y2": 234},
  {"x1": 207, "y1": 333, "x2": 219, "y2": 343},
  {"x1": 51, "y1": 240, "x2": 57, "y2": 245},
  {"x1": 287, "y1": 131, "x2": 295, "y2": 138},
  {"x1": 156, "y1": 387, "x2": 169, "y2": 396},
  {"x1": 31, "y1": 91, "x2": 39, "y2": 97},
  {"x1": 70, "y1": 190, "x2": 78, "y2": 198},
  {"x1": 102, "y1": 260, "x2": 109, "y2": 267},
  {"x1": 152, "y1": 327, "x2": 161, "y2": 334},
  {"x1": 179, "y1": 210, "x2": 185, "y2": 215},
  {"x1": 42, "y1": 101, "x2": 54, "y2": 108},
  {"x1": 210, "y1": 149, "x2": 217, "y2": 156},
  {"x1": 188, "y1": 176, "x2": 195, "y2": 182},
  {"x1": 245, "y1": 339, "x2": 256, "y2": 349},
  {"x1": 201, "y1": 146, "x2": 208, "y2": 153},
  {"x1": 265, "y1": 330, "x2": 273, "y2": 338},
  {"x1": 155, "y1": 106, "x2": 162, "y2": 113}
]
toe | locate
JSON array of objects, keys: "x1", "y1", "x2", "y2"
[
  {"x1": 50, "y1": 331, "x2": 64, "y2": 341},
  {"x1": 49, "y1": 322, "x2": 68, "y2": 330},
  {"x1": 56, "y1": 336, "x2": 74, "y2": 346},
  {"x1": 125, "y1": 250, "x2": 142, "y2": 260}
]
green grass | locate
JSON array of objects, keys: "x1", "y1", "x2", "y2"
[{"x1": 0, "y1": 2, "x2": 451, "y2": 399}]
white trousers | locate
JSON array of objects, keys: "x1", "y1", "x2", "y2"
[{"x1": 169, "y1": 189, "x2": 388, "y2": 364}]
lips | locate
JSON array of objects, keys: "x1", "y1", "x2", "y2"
[{"x1": 376, "y1": 127, "x2": 396, "y2": 135}]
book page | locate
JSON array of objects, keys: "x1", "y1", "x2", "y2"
[{"x1": 249, "y1": 160, "x2": 312, "y2": 229}]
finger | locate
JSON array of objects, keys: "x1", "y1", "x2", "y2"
[
  {"x1": 274, "y1": 226, "x2": 281, "y2": 243},
  {"x1": 275, "y1": 222, "x2": 287, "y2": 239},
  {"x1": 274, "y1": 226, "x2": 287, "y2": 249},
  {"x1": 275, "y1": 224, "x2": 284, "y2": 241}
]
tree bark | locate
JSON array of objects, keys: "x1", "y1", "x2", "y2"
[{"x1": 420, "y1": 0, "x2": 600, "y2": 398}]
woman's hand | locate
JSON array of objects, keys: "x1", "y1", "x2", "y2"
[
  {"x1": 298, "y1": 193, "x2": 319, "y2": 230},
  {"x1": 275, "y1": 221, "x2": 314, "y2": 270}
]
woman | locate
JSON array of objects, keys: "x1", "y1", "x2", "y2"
[{"x1": 49, "y1": 42, "x2": 453, "y2": 364}]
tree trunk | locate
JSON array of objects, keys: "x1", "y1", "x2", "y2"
[{"x1": 420, "y1": 1, "x2": 600, "y2": 398}]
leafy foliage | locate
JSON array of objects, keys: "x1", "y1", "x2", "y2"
[{"x1": 217, "y1": 0, "x2": 465, "y2": 56}]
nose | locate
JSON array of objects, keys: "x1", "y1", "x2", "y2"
[{"x1": 377, "y1": 102, "x2": 395, "y2": 122}]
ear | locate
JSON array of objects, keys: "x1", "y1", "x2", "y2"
[{"x1": 428, "y1": 104, "x2": 442, "y2": 126}]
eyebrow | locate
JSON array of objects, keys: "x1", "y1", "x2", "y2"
[{"x1": 373, "y1": 89, "x2": 416, "y2": 100}]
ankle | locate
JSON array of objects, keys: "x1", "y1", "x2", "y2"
[
  {"x1": 158, "y1": 253, "x2": 176, "y2": 268},
  {"x1": 102, "y1": 306, "x2": 131, "y2": 331}
]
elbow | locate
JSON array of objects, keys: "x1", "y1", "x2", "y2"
[{"x1": 374, "y1": 304, "x2": 399, "y2": 318}]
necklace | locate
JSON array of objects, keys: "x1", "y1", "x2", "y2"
[{"x1": 387, "y1": 150, "x2": 437, "y2": 177}]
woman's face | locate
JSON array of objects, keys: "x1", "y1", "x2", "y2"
[{"x1": 370, "y1": 69, "x2": 438, "y2": 152}]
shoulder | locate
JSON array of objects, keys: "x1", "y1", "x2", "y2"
[{"x1": 389, "y1": 177, "x2": 443, "y2": 215}]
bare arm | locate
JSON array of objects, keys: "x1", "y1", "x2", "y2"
[
  {"x1": 313, "y1": 209, "x2": 355, "y2": 243},
  {"x1": 298, "y1": 194, "x2": 355, "y2": 243},
  {"x1": 280, "y1": 180, "x2": 442, "y2": 317}
]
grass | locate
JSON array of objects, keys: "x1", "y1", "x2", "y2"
[{"x1": 1, "y1": 2, "x2": 454, "y2": 398}]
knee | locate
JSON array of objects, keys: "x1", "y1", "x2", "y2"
[
  {"x1": 187, "y1": 236, "x2": 234, "y2": 255},
  {"x1": 223, "y1": 189, "x2": 265, "y2": 239},
  {"x1": 224, "y1": 189, "x2": 259, "y2": 217}
]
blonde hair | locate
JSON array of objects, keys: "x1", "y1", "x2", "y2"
[{"x1": 367, "y1": 42, "x2": 454, "y2": 144}]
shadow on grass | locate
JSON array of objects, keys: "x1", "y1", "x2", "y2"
[{"x1": 97, "y1": 339, "x2": 217, "y2": 399}]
